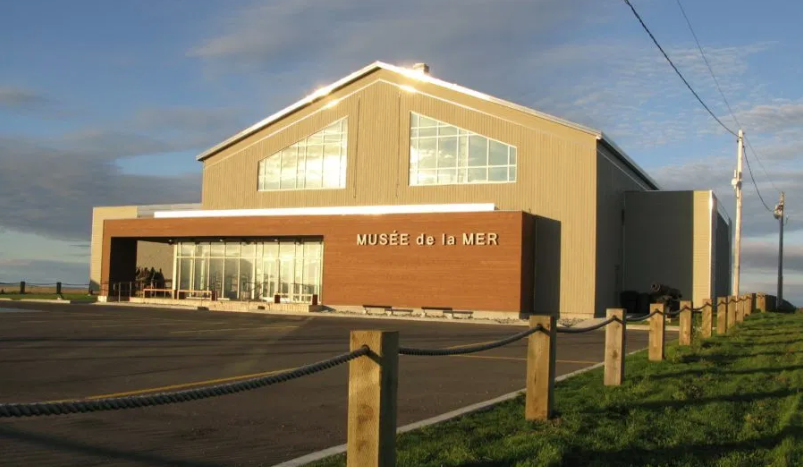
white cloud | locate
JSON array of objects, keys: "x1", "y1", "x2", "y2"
[{"x1": 736, "y1": 100, "x2": 803, "y2": 133}]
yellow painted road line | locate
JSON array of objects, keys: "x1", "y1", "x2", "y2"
[
  {"x1": 448, "y1": 354, "x2": 525, "y2": 362},
  {"x1": 91, "y1": 322, "x2": 192, "y2": 328},
  {"x1": 446, "y1": 340, "x2": 501, "y2": 349},
  {"x1": 447, "y1": 355, "x2": 600, "y2": 365},
  {"x1": 169, "y1": 325, "x2": 298, "y2": 334},
  {"x1": 71, "y1": 366, "x2": 298, "y2": 401}
]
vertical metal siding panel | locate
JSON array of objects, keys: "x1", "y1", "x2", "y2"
[
  {"x1": 692, "y1": 191, "x2": 712, "y2": 306},
  {"x1": 595, "y1": 148, "x2": 650, "y2": 316}
]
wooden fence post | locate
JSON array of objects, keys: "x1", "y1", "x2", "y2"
[
  {"x1": 347, "y1": 330, "x2": 399, "y2": 467},
  {"x1": 701, "y1": 299, "x2": 713, "y2": 338},
  {"x1": 649, "y1": 303, "x2": 666, "y2": 361},
  {"x1": 717, "y1": 297, "x2": 728, "y2": 335},
  {"x1": 746, "y1": 293, "x2": 755, "y2": 316},
  {"x1": 756, "y1": 293, "x2": 766, "y2": 312},
  {"x1": 526, "y1": 315, "x2": 556, "y2": 420},
  {"x1": 604, "y1": 308, "x2": 625, "y2": 386},
  {"x1": 736, "y1": 296, "x2": 745, "y2": 323},
  {"x1": 728, "y1": 296, "x2": 737, "y2": 330},
  {"x1": 679, "y1": 300, "x2": 692, "y2": 346}
]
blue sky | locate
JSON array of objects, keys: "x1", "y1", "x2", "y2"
[{"x1": 0, "y1": 0, "x2": 800, "y2": 304}]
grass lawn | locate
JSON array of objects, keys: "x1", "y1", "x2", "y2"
[
  {"x1": 312, "y1": 312, "x2": 803, "y2": 467},
  {"x1": 0, "y1": 293, "x2": 97, "y2": 302}
]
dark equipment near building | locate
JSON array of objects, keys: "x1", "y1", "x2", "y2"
[{"x1": 619, "y1": 282, "x2": 683, "y2": 316}]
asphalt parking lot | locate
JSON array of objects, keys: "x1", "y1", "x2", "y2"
[{"x1": 0, "y1": 302, "x2": 659, "y2": 466}]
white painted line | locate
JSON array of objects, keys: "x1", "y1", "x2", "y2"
[{"x1": 271, "y1": 347, "x2": 647, "y2": 467}]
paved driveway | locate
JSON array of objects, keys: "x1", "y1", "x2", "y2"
[{"x1": 0, "y1": 302, "x2": 656, "y2": 466}]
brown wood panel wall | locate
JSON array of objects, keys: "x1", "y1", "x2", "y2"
[{"x1": 103, "y1": 211, "x2": 529, "y2": 312}]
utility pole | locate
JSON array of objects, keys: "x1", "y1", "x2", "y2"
[
  {"x1": 731, "y1": 129, "x2": 744, "y2": 297},
  {"x1": 774, "y1": 192, "x2": 785, "y2": 307}
]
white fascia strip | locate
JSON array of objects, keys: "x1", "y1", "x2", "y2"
[{"x1": 153, "y1": 203, "x2": 496, "y2": 219}]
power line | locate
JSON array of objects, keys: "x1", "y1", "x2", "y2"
[
  {"x1": 674, "y1": 0, "x2": 782, "y2": 196},
  {"x1": 622, "y1": 0, "x2": 737, "y2": 137},
  {"x1": 744, "y1": 136, "x2": 781, "y2": 192},
  {"x1": 742, "y1": 147, "x2": 774, "y2": 213},
  {"x1": 674, "y1": 0, "x2": 741, "y2": 129}
]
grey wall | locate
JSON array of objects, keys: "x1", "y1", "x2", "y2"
[
  {"x1": 623, "y1": 191, "x2": 695, "y2": 301},
  {"x1": 714, "y1": 208, "x2": 732, "y2": 298},
  {"x1": 595, "y1": 145, "x2": 653, "y2": 316}
]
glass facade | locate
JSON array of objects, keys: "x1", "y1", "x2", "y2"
[
  {"x1": 409, "y1": 112, "x2": 517, "y2": 186},
  {"x1": 258, "y1": 118, "x2": 348, "y2": 191},
  {"x1": 175, "y1": 239, "x2": 323, "y2": 303}
]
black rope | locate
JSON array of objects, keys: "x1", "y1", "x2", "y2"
[
  {"x1": 399, "y1": 325, "x2": 544, "y2": 356},
  {"x1": 556, "y1": 317, "x2": 617, "y2": 334},
  {"x1": 665, "y1": 309, "x2": 682, "y2": 318},
  {"x1": 627, "y1": 311, "x2": 659, "y2": 322},
  {"x1": 0, "y1": 347, "x2": 369, "y2": 418}
]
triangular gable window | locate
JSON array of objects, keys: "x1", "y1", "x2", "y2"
[
  {"x1": 258, "y1": 118, "x2": 348, "y2": 191},
  {"x1": 410, "y1": 113, "x2": 516, "y2": 186}
]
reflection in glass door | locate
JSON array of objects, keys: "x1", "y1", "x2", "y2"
[{"x1": 175, "y1": 238, "x2": 322, "y2": 302}]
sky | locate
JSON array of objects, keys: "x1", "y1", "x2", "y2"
[{"x1": 0, "y1": 0, "x2": 800, "y2": 305}]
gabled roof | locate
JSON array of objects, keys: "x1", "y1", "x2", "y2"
[{"x1": 196, "y1": 61, "x2": 659, "y2": 190}]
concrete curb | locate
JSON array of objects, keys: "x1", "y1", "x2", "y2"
[
  {"x1": 94, "y1": 301, "x2": 676, "y2": 331},
  {"x1": 272, "y1": 347, "x2": 647, "y2": 467}
]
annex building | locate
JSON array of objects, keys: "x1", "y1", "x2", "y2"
[{"x1": 90, "y1": 62, "x2": 731, "y2": 320}]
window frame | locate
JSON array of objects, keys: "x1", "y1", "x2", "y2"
[
  {"x1": 408, "y1": 112, "x2": 517, "y2": 187},
  {"x1": 257, "y1": 117, "x2": 348, "y2": 192}
]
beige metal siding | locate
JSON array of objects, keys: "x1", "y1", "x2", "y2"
[
  {"x1": 90, "y1": 206, "x2": 138, "y2": 291},
  {"x1": 595, "y1": 146, "x2": 652, "y2": 316},
  {"x1": 692, "y1": 191, "x2": 714, "y2": 306},
  {"x1": 201, "y1": 71, "x2": 600, "y2": 317}
]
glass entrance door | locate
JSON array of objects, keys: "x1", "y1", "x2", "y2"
[{"x1": 175, "y1": 238, "x2": 322, "y2": 303}]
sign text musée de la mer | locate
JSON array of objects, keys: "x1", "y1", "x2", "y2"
[{"x1": 356, "y1": 232, "x2": 499, "y2": 247}]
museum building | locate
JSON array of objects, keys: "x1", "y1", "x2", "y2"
[{"x1": 90, "y1": 62, "x2": 731, "y2": 319}]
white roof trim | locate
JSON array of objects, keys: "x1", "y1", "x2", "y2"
[
  {"x1": 153, "y1": 203, "x2": 497, "y2": 219},
  {"x1": 195, "y1": 61, "x2": 658, "y2": 191}
]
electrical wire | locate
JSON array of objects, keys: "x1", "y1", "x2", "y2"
[
  {"x1": 744, "y1": 136, "x2": 781, "y2": 192},
  {"x1": 743, "y1": 147, "x2": 775, "y2": 213},
  {"x1": 674, "y1": 0, "x2": 781, "y2": 197},
  {"x1": 622, "y1": 0, "x2": 737, "y2": 137},
  {"x1": 675, "y1": 0, "x2": 741, "y2": 130}
]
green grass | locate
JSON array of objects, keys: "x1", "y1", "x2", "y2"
[
  {"x1": 0, "y1": 293, "x2": 97, "y2": 302},
  {"x1": 312, "y1": 312, "x2": 803, "y2": 467}
]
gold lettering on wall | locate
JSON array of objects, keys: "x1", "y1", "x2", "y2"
[{"x1": 357, "y1": 232, "x2": 499, "y2": 246}]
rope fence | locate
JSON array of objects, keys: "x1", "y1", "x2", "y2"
[
  {"x1": 0, "y1": 347, "x2": 369, "y2": 418},
  {"x1": 0, "y1": 292, "x2": 768, "y2": 465},
  {"x1": 399, "y1": 325, "x2": 544, "y2": 356}
]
